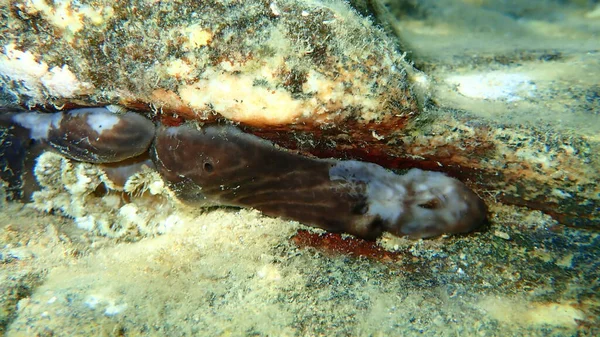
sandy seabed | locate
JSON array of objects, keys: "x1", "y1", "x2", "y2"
[{"x1": 1, "y1": 198, "x2": 597, "y2": 336}]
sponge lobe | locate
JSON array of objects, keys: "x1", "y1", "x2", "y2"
[
  {"x1": 389, "y1": 168, "x2": 486, "y2": 238},
  {"x1": 330, "y1": 162, "x2": 486, "y2": 238},
  {"x1": 9, "y1": 107, "x2": 155, "y2": 163},
  {"x1": 154, "y1": 124, "x2": 486, "y2": 239}
]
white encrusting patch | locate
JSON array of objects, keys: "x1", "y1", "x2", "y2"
[
  {"x1": 445, "y1": 72, "x2": 536, "y2": 102},
  {"x1": 329, "y1": 160, "x2": 407, "y2": 224},
  {"x1": 66, "y1": 107, "x2": 122, "y2": 135},
  {"x1": 19, "y1": 0, "x2": 114, "y2": 42},
  {"x1": 365, "y1": 179, "x2": 407, "y2": 224},
  {"x1": 12, "y1": 112, "x2": 62, "y2": 140},
  {"x1": 329, "y1": 161, "x2": 476, "y2": 237},
  {"x1": 86, "y1": 112, "x2": 121, "y2": 135},
  {"x1": 165, "y1": 125, "x2": 184, "y2": 137},
  {"x1": 396, "y1": 169, "x2": 471, "y2": 236},
  {"x1": 179, "y1": 67, "x2": 302, "y2": 126},
  {"x1": 0, "y1": 44, "x2": 94, "y2": 101}
]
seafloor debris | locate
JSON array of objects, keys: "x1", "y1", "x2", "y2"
[{"x1": 0, "y1": 108, "x2": 486, "y2": 239}]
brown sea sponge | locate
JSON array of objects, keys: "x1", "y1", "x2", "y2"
[{"x1": 153, "y1": 124, "x2": 486, "y2": 239}]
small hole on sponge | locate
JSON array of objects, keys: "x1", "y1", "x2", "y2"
[
  {"x1": 203, "y1": 162, "x2": 214, "y2": 172},
  {"x1": 418, "y1": 199, "x2": 441, "y2": 209}
]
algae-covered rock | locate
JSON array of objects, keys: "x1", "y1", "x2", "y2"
[{"x1": 0, "y1": 0, "x2": 418, "y2": 127}]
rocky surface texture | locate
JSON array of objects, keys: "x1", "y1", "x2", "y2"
[{"x1": 0, "y1": 0, "x2": 599, "y2": 336}]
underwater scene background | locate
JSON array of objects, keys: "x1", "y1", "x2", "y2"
[{"x1": 0, "y1": 0, "x2": 598, "y2": 336}]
